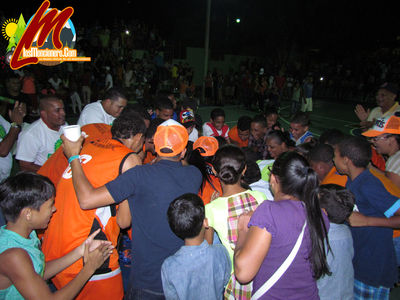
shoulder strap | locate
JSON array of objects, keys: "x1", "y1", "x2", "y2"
[{"x1": 251, "y1": 221, "x2": 307, "y2": 300}]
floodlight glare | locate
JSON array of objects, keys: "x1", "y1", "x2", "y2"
[{"x1": 236, "y1": 18, "x2": 241, "y2": 23}]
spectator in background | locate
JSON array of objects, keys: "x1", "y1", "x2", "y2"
[
  {"x1": 202, "y1": 108, "x2": 230, "y2": 141},
  {"x1": 15, "y1": 95, "x2": 66, "y2": 172},
  {"x1": 78, "y1": 88, "x2": 127, "y2": 126}
]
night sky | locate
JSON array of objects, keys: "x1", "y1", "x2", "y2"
[{"x1": 2, "y1": 0, "x2": 400, "y2": 59}]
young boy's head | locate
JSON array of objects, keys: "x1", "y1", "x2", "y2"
[
  {"x1": 251, "y1": 114, "x2": 267, "y2": 140},
  {"x1": 236, "y1": 116, "x2": 252, "y2": 142},
  {"x1": 0, "y1": 172, "x2": 56, "y2": 228},
  {"x1": 319, "y1": 184, "x2": 355, "y2": 224},
  {"x1": 264, "y1": 108, "x2": 279, "y2": 130},
  {"x1": 290, "y1": 112, "x2": 310, "y2": 141},
  {"x1": 167, "y1": 193, "x2": 206, "y2": 240},
  {"x1": 210, "y1": 108, "x2": 226, "y2": 130},
  {"x1": 334, "y1": 136, "x2": 371, "y2": 175},
  {"x1": 155, "y1": 97, "x2": 174, "y2": 121}
]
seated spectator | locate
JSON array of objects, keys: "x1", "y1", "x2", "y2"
[
  {"x1": 161, "y1": 193, "x2": 231, "y2": 300},
  {"x1": 77, "y1": 88, "x2": 127, "y2": 126},
  {"x1": 355, "y1": 82, "x2": 400, "y2": 131},
  {"x1": 309, "y1": 143, "x2": 348, "y2": 187},
  {"x1": 264, "y1": 107, "x2": 281, "y2": 132},
  {"x1": 289, "y1": 112, "x2": 313, "y2": 145},
  {"x1": 15, "y1": 95, "x2": 66, "y2": 172},
  {"x1": 0, "y1": 172, "x2": 112, "y2": 299},
  {"x1": 202, "y1": 108, "x2": 230, "y2": 141},
  {"x1": 228, "y1": 116, "x2": 252, "y2": 148},
  {"x1": 317, "y1": 184, "x2": 355, "y2": 300}
]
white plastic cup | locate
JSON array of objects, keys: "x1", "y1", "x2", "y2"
[{"x1": 63, "y1": 125, "x2": 81, "y2": 142}]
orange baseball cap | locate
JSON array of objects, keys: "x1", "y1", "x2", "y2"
[
  {"x1": 362, "y1": 115, "x2": 400, "y2": 137},
  {"x1": 154, "y1": 119, "x2": 189, "y2": 157},
  {"x1": 193, "y1": 136, "x2": 219, "y2": 157}
]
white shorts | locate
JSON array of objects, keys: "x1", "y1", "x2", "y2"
[{"x1": 301, "y1": 97, "x2": 313, "y2": 112}]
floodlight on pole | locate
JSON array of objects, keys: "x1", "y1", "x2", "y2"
[
  {"x1": 236, "y1": 18, "x2": 240, "y2": 23},
  {"x1": 201, "y1": 0, "x2": 211, "y2": 105}
]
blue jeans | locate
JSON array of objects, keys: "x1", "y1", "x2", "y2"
[{"x1": 125, "y1": 287, "x2": 165, "y2": 300}]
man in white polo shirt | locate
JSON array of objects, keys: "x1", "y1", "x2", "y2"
[
  {"x1": 77, "y1": 89, "x2": 127, "y2": 126},
  {"x1": 16, "y1": 95, "x2": 66, "y2": 172}
]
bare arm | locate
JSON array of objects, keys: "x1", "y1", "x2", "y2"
[
  {"x1": 0, "y1": 242, "x2": 111, "y2": 300},
  {"x1": 348, "y1": 209, "x2": 400, "y2": 229},
  {"x1": 61, "y1": 135, "x2": 115, "y2": 209},
  {"x1": 234, "y1": 212, "x2": 271, "y2": 284},
  {"x1": 0, "y1": 101, "x2": 25, "y2": 157},
  {"x1": 18, "y1": 160, "x2": 41, "y2": 172},
  {"x1": 44, "y1": 229, "x2": 111, "y2": 280},
  {"x1": 386, "y1": 172, "x2": 400, "y2": 189}
]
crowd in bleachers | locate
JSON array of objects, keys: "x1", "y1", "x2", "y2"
[{"x1": 2, "y1": 14, "x2": 400, "y2": 300}]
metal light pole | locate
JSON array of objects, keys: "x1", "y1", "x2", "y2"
[{"x1": 201, "y1": 0, "x2": 211, "y2": 105}]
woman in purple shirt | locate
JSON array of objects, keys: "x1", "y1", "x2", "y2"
[{"x1": 234, "y1": 151, "x2": 330, "y2": 299}]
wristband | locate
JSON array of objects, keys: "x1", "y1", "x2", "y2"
[{"x1": 68, "y1": 155, "x2": 80, "y2": 164}]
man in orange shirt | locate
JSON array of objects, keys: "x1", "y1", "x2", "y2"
[
  {"x1": 309, "y1": 143, "x2": 348, "y2": 187},
  {"x1": 228, "y1": 116, "x2": 252, "y2": 148},
  {"x1": 41, "y1": 111, "x2": 146, "y2": 300}
]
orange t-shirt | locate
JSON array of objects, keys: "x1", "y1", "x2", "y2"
[
  {"x1": 228, "y1": 126, "x2": 249, "y2": 148},
  {"x1": 321, "y1": 166, "x2": 348, "y2": 187},
  {"x1": 198, "y1": 175, "x2": 222, "y2": 205},
  {"x1": 41, "y1": 138, "x2": 132, "y2": 298},
  {"x1": 38, "y1": 123, "x2": 112, "y2": 186},
  {"x1": 371, "y1": 146, "x2": 386, "y2": 172}
]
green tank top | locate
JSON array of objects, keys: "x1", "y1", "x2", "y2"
[{"x1": 0, "y1": 226, "x2": 45, "y2": 299}]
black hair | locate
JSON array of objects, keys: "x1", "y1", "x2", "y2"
[
  {"x1": 266, "y1": 130, "x2": 295, "y2": 147},
  {"x1": 213, "y1": 145, "x2": 246, "y2": 185},
  {"x1": 237, "y1": 116, "x2": 252, "y2": 131},
  {"x1": 241, "y1": 147, "x2": 259, "y2": 163},
  {"x1": 295, "y1": 139, "x2": 318, "y2": 160},
  {"x1": 111, "y1": 111, "x2": 146, "y2": 139},
  {"x1": 264, "y1": 107, "x2": 278, "y2": 118},
  {"x1": 104, "y1": 88, "x2": 127, "y2": 102},
  {"x1": 242, "y1": 160, "x2": 261, "y2": 185},
  {"x1": 290, "y1": 112, "x2": 311, "y2": 127},
  {"x1": 0, "y1": 172, "x2": 55, "y2": 223},
  {"x1": 337, "y1": 136, "x2": 371, "y2": 168},
  {"x1": 215, "y1": 136, "x2": 228, "y2": 148},
  {"x1": 309, "y1": 143, "x2": 334, "y2": 164},
  {"x1": 252, "y1": 114, "x2": 267, "y2": 128},
  {"x1": 38, "y1": 94, "x2": 63, "y2": 111},
  {"x1": 124, "y1": 103, "x2": 151, "y2": 121},
  {"x1": 319, "y1": 184, "x2": 355, "y2": 224},
  {"x1": 210, "y1": 108, "x2": 225, "y2": 120},
  {"x1": 145, "y1": 117, "x2": 165, "y2": 139},
  {"x1": 319, "y1": 129, "x2": 346, "y2": 147},
  {"x1": 271, "y1": 151, "x2": 330, "y2": 279},
  {"x1": 167, "y1": 193, "x2": 205, "y2": 240},
  {"x1": 155, "y1": 97, "x2": 173, "y2": 111},
  {"x1": 188, "y1": 148, "x2": 215, "y2": 193}
]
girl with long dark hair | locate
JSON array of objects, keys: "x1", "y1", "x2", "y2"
[{"x1": 234, "y1": 151, "x2": 330, "y2": 299}]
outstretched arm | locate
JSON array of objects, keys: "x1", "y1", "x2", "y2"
[{"x1": 0, "y1": 241, "x2": 112, "y2": 300}]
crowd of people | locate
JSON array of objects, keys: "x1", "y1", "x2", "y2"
[
  {"x1": 0, "y1": 75, "x2": 399, "y2": 300},
  {"x1": 2, "y1": 11, "x2": 400, "y2": 300}
]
